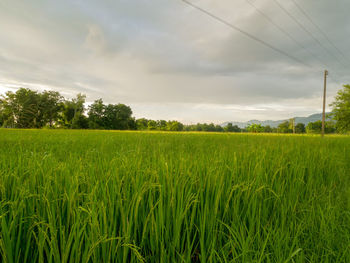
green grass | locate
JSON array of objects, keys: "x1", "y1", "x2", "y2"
[{"x1": 0, "y1": 129, "x2": 350, "y2": 262}]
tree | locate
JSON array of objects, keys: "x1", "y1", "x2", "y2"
[
  {"x1": 104, "y1": 104, "x2": 133, "y2": 130},
  {"x1": 331, "y1": 84, "x2": 350, "y2": 133},
  {"x1": 39, "y1": 90, "x2": 63, "y2": 127},
  {"x1": 215, "y1": 125, "x2": 224, "y2": 132},
  {"x1": 61, "y1": 93, "x2": 86, "y2": 128},
  {"x1": 88, "y1": 99, "x2": 105, "y2": 129},
  {"x1": 277, "y1": 121, "x2": 292, "y2": 133},
  {"x1": 0, "y1": 98, "x2": 6, "y2": 127},
  {"x1": 263, "y1": 125, "x2": 273, "y2": 133},
  {"x1": 147, "y1": 120, "x2": 157, "y2": 130},
  {"x1": 306, "y1": 121, "x2": 322, "y2": 134},
  {"x1": 305, "y1": 121, "x2": 335, "y2": 134},
  {"x1": 295, "y1": 123, "x2": 306, "y2": 134},
  {"x1": 167, "y1": 121, "x2": 184, "y2": 131},
  {"x1": 1, "y1": 88, "x2": 41, "y2": 128},
  {"x1": 247, "y1": 123, "x2": 264, "y2": 133},
  {"x1": 157, "y1": 120, "x2": 167, "y2": 131},
  {"x1": 136, "y1": 118, "x2": 148, "y2": 130},
  {"x1": 224, "y1": 123, "x2": 241, "y2": 132},
  {"x1": 195, "y1": 123, "x2": 203, "y2": 131}
]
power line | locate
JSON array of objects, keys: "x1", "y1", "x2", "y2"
[
  {"x1": 272, "y1": 0, "x2": 347, "y2": 69},
  {"x1": 180, "y1": 0, "x2": 309, "y2": 67},
  {"x1": 291, "y1": 0, "x2": 349, "y2": 65},
  {"x1": 180, "y1": 0, "x2": 344, "y2": 85},
  {"x1": 244, "y1": 0, "x2": 343, "y2": 83}
]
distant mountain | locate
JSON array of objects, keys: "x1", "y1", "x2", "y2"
[{"x1": 221, "y1": 113, "x2": 332, "y2": 128}]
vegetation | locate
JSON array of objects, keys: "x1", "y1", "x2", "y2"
[
  {"x1": 1, "y1": 87, "x2": 349, "y2": 134},
  {"x1": 331, "y1": 84, "x2": 350, "y2": 133},
  {"x1": 0, "y1": 130, "x2": 349, "y2": 262},
  {"x1": 306, "y1": 120, "x2": 336, "y2": 134}
]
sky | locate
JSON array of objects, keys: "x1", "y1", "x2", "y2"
[{"x1": 0, "y1": 0, "x2": 349, "y2": 124}]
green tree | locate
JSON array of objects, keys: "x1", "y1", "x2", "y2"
[
  {"x1": 61, "y1": 93, "x2": 86, "y2": 128},
  {"x1": 195, "y1": 123, "x2": 203, "y2": 131},
  {"x1": 306, "y1": 121, "x2": 323, "y2": 134},
  {"x1": 247, "y1": 123, "x2": 264, "y2": 133},
  {"x1": 1, "y1": 88, "x2": 41, "y2": 128},
  {"x1": 0, "y1": 98, "x2": 6, "y2": 127},
  {"x1": 147, "y1": 120, "x2": 157, "y2": 130},
  {"x1": 215, "y1": 125, "x2": 224, "y2": 132},
  {"x1": 88, "y1": 99, "x2": 105, "y2": 129},
  {"x1": 306, "y1": 121, "x2": 336, "y2": 134},
  {"x1": 39, "y1": 90, "x2": 63, "y2": 127},
  {"x1": 136, "y1": 118, "x2": 148, "y2": 130},
  {"x1": 295, "y1": 123, "x2": 306, "y2": 133},
  {"x1": 104, "y1": 104, "x2": 133, "y2": 130},
  {"x1": 167, "y1": 121, "x2": 184, "y2": 131},
  {"x1": 277, "y1": 121, "x2": 292, "y2": 133},
  {"x1": 331, "y1": 84, "x2": 350, "y2": 133},
  {"x1": 224, "y1": 123, "x2": 241, "y2": 132},
  {"x1": 157, "y1": 120, "x2": 167, "y2": 131},
  {"x1": 263, "y1": 125, "x2": 273, "y2": 133}
]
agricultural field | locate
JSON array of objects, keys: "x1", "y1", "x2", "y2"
[{"x1": 0, "y1": 129, "x2": 350, "y2": 262}]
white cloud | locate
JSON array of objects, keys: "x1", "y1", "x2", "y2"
[{"x1": 0, "y1": 0, "x2": 348, "y2": 122}]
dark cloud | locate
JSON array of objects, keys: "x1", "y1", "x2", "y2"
[{"x1": 0, "y1": 0, "x2": 348, "y2": 121}]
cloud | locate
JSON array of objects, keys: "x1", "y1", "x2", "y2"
[{"x1": 0, "y1": 0, "x2": 348, "y2": 122}]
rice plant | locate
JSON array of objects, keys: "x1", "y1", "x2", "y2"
[{"x1": 0, "y1": 129, "x2": 349, "y2": 262}]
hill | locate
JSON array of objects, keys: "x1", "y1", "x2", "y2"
[{"x1": 221, "y1": 113, "x2": 331, "y2": 128}]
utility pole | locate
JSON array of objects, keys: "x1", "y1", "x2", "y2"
[
  {"x1": 290, "y1": 118, "x2": 295, "y2": 134},
  {"x1": 322, "y1": 70, "x2": 328, "y2": 137}
]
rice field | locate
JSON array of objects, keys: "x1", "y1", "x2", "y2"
[{"x1": 0, "y1": 129, "x2": 350, "y2": 262}]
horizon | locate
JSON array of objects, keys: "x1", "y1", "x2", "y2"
[{"x1": 0, "y1": 1, "x2": 349, "y2": 123}]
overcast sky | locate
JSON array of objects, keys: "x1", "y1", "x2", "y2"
[{"x1": 0, "y1": 0, "x2": 349, "y2": 123}]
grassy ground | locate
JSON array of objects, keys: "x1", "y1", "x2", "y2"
[{"x1": 0, "y1": 129, "x2": 350, "y2": 262}]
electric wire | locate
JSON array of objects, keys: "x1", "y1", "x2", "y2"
[
  {"x1": 181, "y1": 0, "x2": 309, "y2": 67},
  {"x1": 272, "y1": 0, "x2": 347, "y2": 69},
  {"x1": 181, "y1": 0, "x2": 343, "y2": 85},
  {"x1": 245, "y1": 0, "x2": 343, "y2": 83},
  {"x1": 291, "y1": 0, "x2": 349, "y2": 65}
]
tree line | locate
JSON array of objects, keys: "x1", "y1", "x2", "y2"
[{"x1": 1, "y1": 85, "x2": 349, "y2": 133}]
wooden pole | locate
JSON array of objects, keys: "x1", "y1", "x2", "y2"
[
  {"x1": 293, "y1": 118, "x2": 295, "y2": 134},
  {"x1": 322, "y1": 70, "x2": 328, "y2": 137}
]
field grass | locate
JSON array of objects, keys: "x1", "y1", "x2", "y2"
[{"x1": 0, "y1": 129, "x2": 350, "y2": 262}]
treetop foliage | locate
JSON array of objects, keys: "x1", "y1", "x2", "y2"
[
  {"x1": 0, "y1": 87, "x2": 348, "y2": 133},
  {"x1": 331, "y1": 84, "x2": 350, "y2": 133}
]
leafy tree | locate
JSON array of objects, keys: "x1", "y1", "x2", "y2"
[
  {"x1": 325, "y1": 121, "x2": 337, "y2": 134},
  {"x1": 128, "y1": 118, "x2": 137, "y2": 130},
  {"x1": 147, "y1": 120, "x2": 157, "y2": 130},
  {"x1": 278, "y1": 121, "x2": 292, "y2": 133},
  {"x1": 295, "y1": 123, "x2": 306, "y2": 134},
  {"x1": 0, "y1": 98, "x2": 6, "y2": 127},
  {"x1": 224, "y1": 123, "x2": 241, "y2": 132},
  {"x1": 167, "y1": 121, "x2": 184, "y2": 131},
  {"x1": 215, "y1": 125, "x2": 224, "y2": 132},
  {"x1": 195, "y1": 123, "x2": 203, "y2": 131},
  {"x1": 247, "y1": 123, "x2": 264, "y2": 133},
  {"x1": 88, "y1": 99, "x2": 105, "y2": 129},
  {"x1": 61, "y1": 93, "x2": 86, "y2": 128},
  {"x1": 157, "y1": 120, "x2": 168, "y2": 131},
  {"x1": 1, "y1": 88, "x2": 41, "y2": 128},
  {"x1": 136, "y1": 118, "x2": 148, "y2": 130},
  {"x1": 306, "y1": 121, "x2": 322, "y2": 134},
  {"x1": 72, "y1": 114, "x2": 89, "y2": 129},
  {"x1": 206, "y1": 123, "x2": 216, "y2": 132},
  {"x1": 263, "y1": 125, "x2": 273, "y2": 133},
  {"x1": 39, "y1": 90, "x2": 63, "y2": 127},
  {"x1": 330, "y1": 84, "x2": 350, "y2": 133},
  {"x1": 306, "y1": 121, "x2": 335, "y2": 134},
  {"x1": 104, "y1": 104, "x2": 133, "y2": 130}
]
